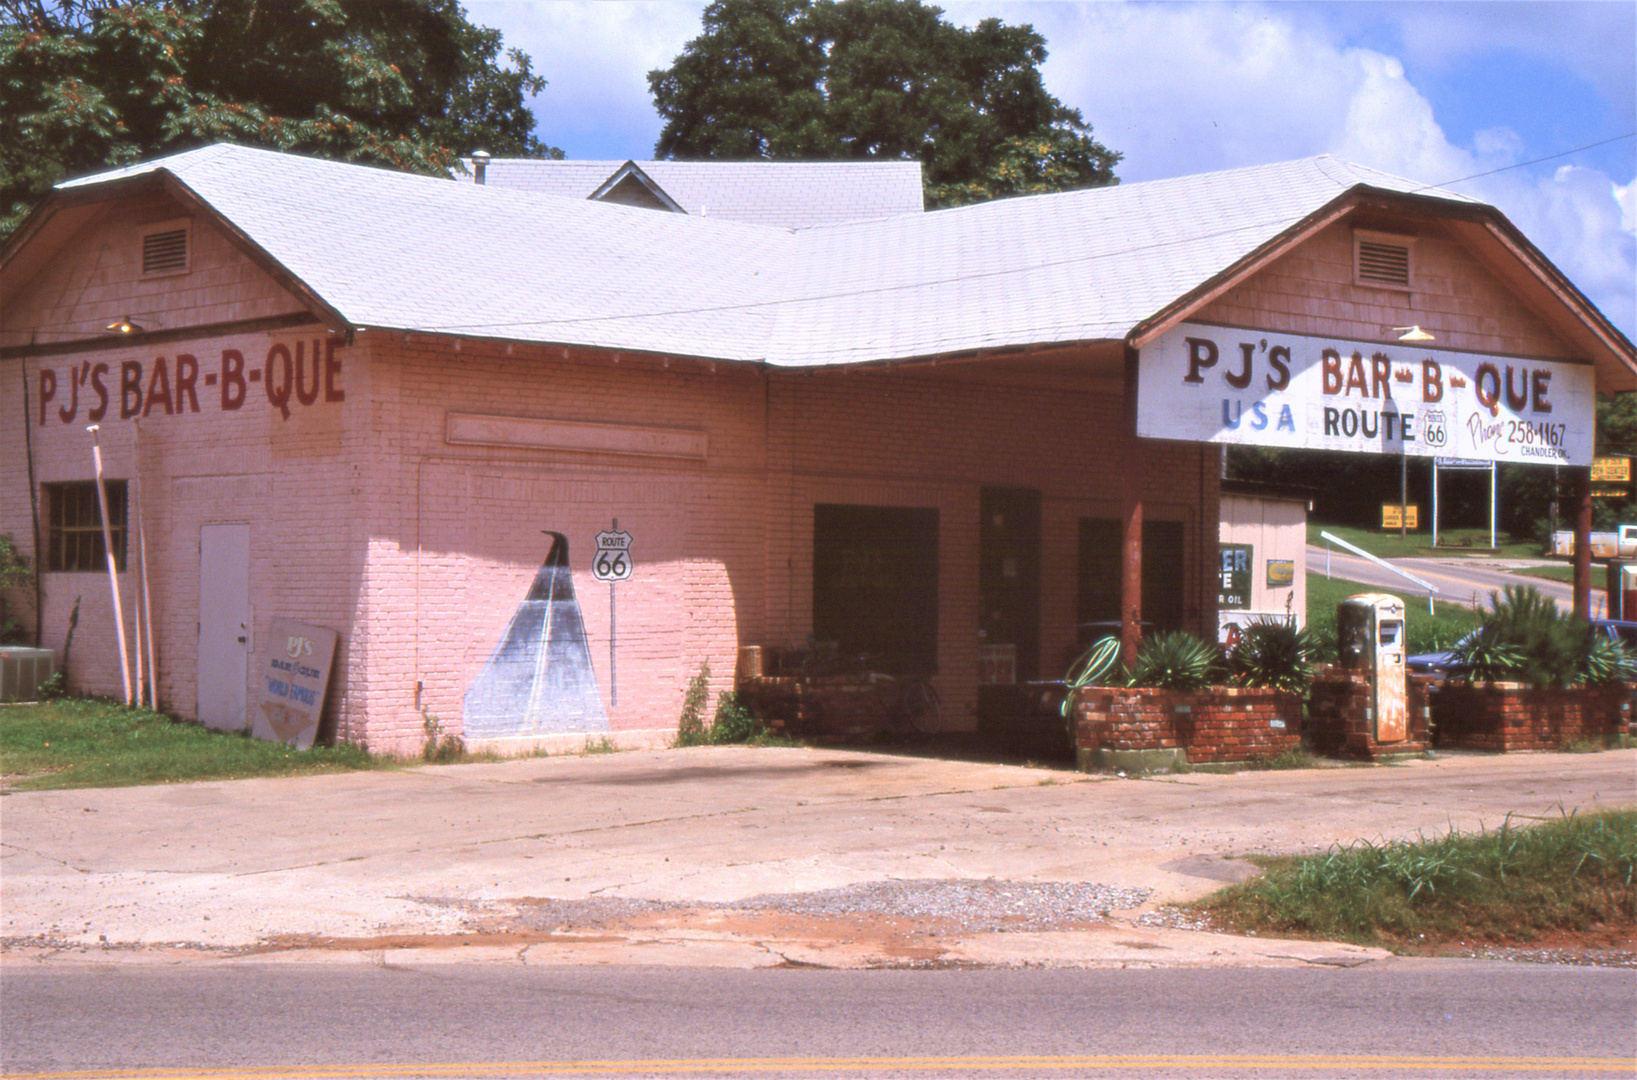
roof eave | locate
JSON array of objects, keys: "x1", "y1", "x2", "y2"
[
  {"x1": 1126, "y1": 184, "x2": 1637, "y2": 392},
  {"x1": 3, "y1": 167, "x2": 353, "y2": 342}
]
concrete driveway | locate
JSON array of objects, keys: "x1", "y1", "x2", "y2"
[{"x1": 2, "y1": 746, "x2": 1632, "y2": 969}]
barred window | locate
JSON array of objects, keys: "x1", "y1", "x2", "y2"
[{"x1": 44, "y1": 481, "x2": 126, "y2": 572}]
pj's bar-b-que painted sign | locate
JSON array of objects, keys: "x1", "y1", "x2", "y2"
[
  {"x1": 34, "y1": 336, "x2": 345, "y2": 426},
  {"x1": 1137, "y1": 322, "x2": 1594, "y2": 465}
]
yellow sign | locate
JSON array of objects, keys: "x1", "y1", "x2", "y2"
[
  {"x1": 1591, "y1": 457, "x2": 1630, "y2": 482},
  {"x1": 1381, "y1": 504, "x2": 1419, "y2": 529}
]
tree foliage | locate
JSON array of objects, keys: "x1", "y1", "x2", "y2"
[
  {"x1": 0, "y1": 0, "x2": 557, "y2": 240},
  {"x1": 1227, "y1": 391, "x2": 1637, "y2": 538},
  {"x1": 648, "y1": 0, "x2": 1119, "y2": 207}
]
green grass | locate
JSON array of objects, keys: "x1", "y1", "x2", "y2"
[
  {"x1": 0, "y1": 698, "x2": 390, "y2": 791},
  {"x1": 1510, "y1": 564, "x2": 1576, "y2": 584},
  {"x1": 1193, "y1": 809, "x2": 1637, "y2": 950},
  {"x1": 1309, "y1": 522, "x2": 1540, "y2": 560},
  {"x1": 1307, "y1": 573, "x2": 1479, "y2": 657}
]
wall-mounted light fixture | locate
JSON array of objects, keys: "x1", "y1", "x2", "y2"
[
  {"x1": 105, "y1": 315, "x2": 144, "y2": 334},
  {"x1": 1389, "y1": 325, "x2": 1435, "y2": 342}
]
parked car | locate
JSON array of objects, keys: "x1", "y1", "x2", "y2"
[{"x1": 1406, "y1": 619, "x2": 1637, "y2": 683}]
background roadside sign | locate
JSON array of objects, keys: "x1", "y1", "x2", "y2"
[
  {"x1": 1382, "y1": 504, "x2": 1419, "y2": 529},
  {"x1": 1592, "y1": 457, "x2": 1630, "y2": 482}
]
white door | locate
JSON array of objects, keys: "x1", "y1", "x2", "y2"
[{"x1": 198, "y1": 523, "x2": 250, "y2": 731}]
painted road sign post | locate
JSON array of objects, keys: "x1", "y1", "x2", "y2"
[{"x1": 593, "y1": 523, "x2": 633, "y2": 706}]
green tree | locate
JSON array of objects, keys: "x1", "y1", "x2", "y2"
[
  {"x1": 648, "y1": 0, "x2": 1119, "y2": 207},
  {"x1": 0, "y1": 0, "x2": 558, "y2": 240}
]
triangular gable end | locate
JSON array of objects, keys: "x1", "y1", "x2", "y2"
[
  {"x1": 1131, "y1": 184, "x2": 1637, "y2": 395},
  {"x1": 1, "y1": 169, "x2": 348, "y2": 359},
  {"x1": 588, "y1": 162, "x2": 686, "y2": 215}
]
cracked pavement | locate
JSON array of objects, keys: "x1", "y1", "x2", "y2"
[{"x1": 2, "y1": 744, "x2": 1632, "y2": 969}]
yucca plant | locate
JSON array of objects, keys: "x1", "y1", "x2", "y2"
[
  {"x1": 1579, "y1": 632, "x2": 1637, "y2": 687},
  {"x1": 1455, "y1": 630, "x2": 1526, "y2": 683},
  {"x1": 1229, "y1": 617, "x2": 1317, "y2": 693},
  {"x1": 1127, "y1": 631, "x2": 1221, "y2": 690}
]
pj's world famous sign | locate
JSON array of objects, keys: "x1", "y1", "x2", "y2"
[
  {"x1": 1136, "y1": 322, "x2": 1595, "y2": 466},
  {"x1": 34, "y1": 336, "x2": 345, "y2": 427}
]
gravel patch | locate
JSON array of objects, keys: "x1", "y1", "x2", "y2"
[
  {"x1": 729, "y1": 879, "x2": 1152, "y2": 931},
  {"x1": 499, "y1": 879, "x2": 1152, "y2": 935}
]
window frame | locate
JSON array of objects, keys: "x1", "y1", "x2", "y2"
[{"x1": 43, "y1": 480, "x2": 127, "y2": 573}]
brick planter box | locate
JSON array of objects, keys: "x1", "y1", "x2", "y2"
[
  {"x1": 1071, "y1": 685, "x2": 1302, "y2": 771},
  {"x1": 1430, "y1": 682, "x2": 1632, "y2": 752},
  {"x1": 1307, "y1": 666, "x2": 1433, "y2": 760}
]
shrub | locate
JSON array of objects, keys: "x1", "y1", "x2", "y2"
[
  {"x1": 707, "y1": 690, "x2": 764, "y2": 744},
  {"x1": 675, "y1": 662, "x2": 711, "y2": 746},
  {"x1": 0, "y1": 533, "x2": 31, "y2": 645}
]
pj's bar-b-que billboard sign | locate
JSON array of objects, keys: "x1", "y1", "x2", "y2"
[{"x1": 1137, "y1": 322, "x2": 1595, "y2": 465}]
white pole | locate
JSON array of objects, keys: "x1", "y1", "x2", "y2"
[
  {"x1": 1432, "y1": 458, "x2": 1440, "y2": 548},
  {"x1": 1490, "y1": 461, "x2": 1497, "y2": 550},
  {"x1": 134, "y1": 422, "x2": 157, "y2": 710},
  {"x1": 138, "y1": 485, "x2": 157, "y2": 710},
  {"x1": 131, "y1": 540, "x2": 144, "y2": 706},
  {"x1": 87, "y1": 425, "x2": 132, "y2": 707}
]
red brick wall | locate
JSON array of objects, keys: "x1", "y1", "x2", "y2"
[
  {"x1": 1073, "y1": 685, "x2": 1301, "y2": 764},
  {"x1": 1431, "y1": 683, "x2": 1630, "y2": 751},
  {"x1": 1307, "y1": 667, "x2": 1432, "y2": 759}
]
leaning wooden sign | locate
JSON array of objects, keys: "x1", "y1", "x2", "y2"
[{"x1": 253, "y1": 619, "x2": 338, "y2": 749}]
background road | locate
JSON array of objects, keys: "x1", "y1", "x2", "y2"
[
  {"x1": 1306, "y1": 545, "x2": 1578, "y2": 614},
  {"x1": 4, "y1": 961, "x2": 1633, "y2": 1079}
]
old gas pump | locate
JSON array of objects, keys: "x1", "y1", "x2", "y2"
[
  {"x1": 1605, "y1": 562, "x2": 1637, "y2": 621},
  {"x1": 1337, "y1": 594, "x2": 1407, "y2": 743}
]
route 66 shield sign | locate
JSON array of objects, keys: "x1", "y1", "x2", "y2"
[{"x1": 592, "y1": 530, "x2": 633, "y2": 582}]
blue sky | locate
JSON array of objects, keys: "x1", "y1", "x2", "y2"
[{"x1": 462, "y1": 0, "x2": 1636, "y2": 340}]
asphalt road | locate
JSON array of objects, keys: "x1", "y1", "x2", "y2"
[
  {"x1": 1306, "y1": 544, "x2": 1578, "y2": 613},
  {"x1": 4, "y1": 961, "x2": 1633, "y2": 1079}
]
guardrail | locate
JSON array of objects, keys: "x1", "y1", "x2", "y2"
[{"x1": 1320, "y1": 530, "x2": 1440, "y2": 613}]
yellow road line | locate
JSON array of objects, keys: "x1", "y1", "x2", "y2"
[{"x1": 11, "y1": 1054, "x2": 1634, "y2": 1078}]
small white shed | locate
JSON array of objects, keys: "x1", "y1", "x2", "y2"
[{"x1": 1218, "y1": 480, "x2": 1313, "y2": 643}]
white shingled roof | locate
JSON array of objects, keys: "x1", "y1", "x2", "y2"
[
  {"x1": 54, "y1": 144, "x2": 1480, "y2": 367},
  {"x1": 463, "y1": 158, "x2": 926, "y2": 228}
]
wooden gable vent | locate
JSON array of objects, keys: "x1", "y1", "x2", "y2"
[
  {"x1": 142, "y1": 227, "x2": 189, "y2": 275},
  {"x1": 1355, "y1": 235, "x2": 1411, "y2": 289}
]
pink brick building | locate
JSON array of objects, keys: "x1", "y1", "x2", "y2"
[{"x1": 3, "y1": 147, "x2": 1632, "y2": 755}]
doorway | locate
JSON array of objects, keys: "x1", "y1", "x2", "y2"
[
  {"x1": 198, "y1": 523, "x2": 250, "y2": 731},
  {"x1": 979, "y1": 487, "x2": 1041, "y2": 682},
  {"x1": 812, "y1": 504, "x2": 939, "y2": 677}
]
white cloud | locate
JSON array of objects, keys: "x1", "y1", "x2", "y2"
[
  {"x1": 467, "y1": 0, "x2": 1635, "y2": 339},
  {"x1": 978, "y1": 2, "x2": 1633, "y2": 339},
  {"x1": 465, "y1": 0, "x2": 702, "y2": 157},
  {"x1": 1475, "y1": 166, "x2": 1637, "y2": 337}
]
